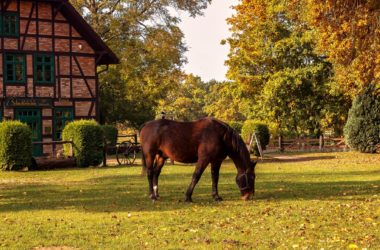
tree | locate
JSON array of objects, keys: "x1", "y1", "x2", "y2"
[
  {"x1": 71, "y1": 0, "x2": 212, "y2": 126},
  {"x1": 203, "y1": 80, "x2": 248, "y2": 122},
  {"x1": 304, "y1": 0, "x2": 380, "y2": 96},
  {"x1": 344, "y1": 84, "x2": 380, "y2": 153},
  {"x1": 224, "y1": 0, "x2": 343, "y2": 136},
  {"x1": 157, "y1": 74, "x2": 208, "y2": 121}
]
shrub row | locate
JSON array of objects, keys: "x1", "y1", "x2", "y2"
[
  {"x1": 62, "y1": 120, "x2": 105, "y2": 167},
  {"x1": 241, "y1": 120, "x2": 270, "y2": 156},
  {"x1": 344, "y1": 84, "x2": 380, "y2": 153},
  {"x1": 0, "y1": 121, "x2": 32, "y2": 170}
]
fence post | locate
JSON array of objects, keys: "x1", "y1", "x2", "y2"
[
  {"x1": 319, "y1": 135, "x2": 324, "y2": 151},
  {"x1": 103, "y1": 139, "x2": 107, "y2": 167},
  {"x1": 278, "y1": 135, "x2": 284, "y2": 152},
  {"x1": 133, "y1": 134, "x2": 138, "y2": 144}
]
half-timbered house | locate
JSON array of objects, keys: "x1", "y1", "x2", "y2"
[{"x1": 0, "y1": 0, "x2": 119, "y2": 156}]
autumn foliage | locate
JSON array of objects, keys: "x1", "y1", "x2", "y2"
[{"x1": 305, "y1": 0, "x2": 380, "y2": 95}]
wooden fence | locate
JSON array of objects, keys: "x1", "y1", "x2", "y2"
[
  {"x1": 32, "y1": 140, "x2": 75, "y2": 169},
  {"x1": 266, "y1": 136, "x2": 348, "y2": 152}
]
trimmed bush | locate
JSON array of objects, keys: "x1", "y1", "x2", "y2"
[
  {"x1": 344, "y1": 84, "x2": 380, "y2": 153},
  {"x1": 102, "y1": 125, "x2": 118, "y2": 146},
  {"x1": 227, "y1": 121, "x2": 243, "y2": 134},
  {"x1": 241, "y1": 120, "x2": 270, "y2": 156},
  {"x1": 0, "y1": 121, "x2": 32, "y2": 170},
  {"x1": 62, "y1": 120, "x2": 104, "y2": 167}
]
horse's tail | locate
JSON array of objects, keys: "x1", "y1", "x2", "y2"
[{"x1": 140, "y1": 148, "x2": 148, "y2": 176}]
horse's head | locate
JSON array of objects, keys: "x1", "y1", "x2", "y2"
[{"x1": 236, "y1": 160, "x2": 256, "y2": 201}]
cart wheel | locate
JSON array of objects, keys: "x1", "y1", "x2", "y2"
[
  {"x1": 128, "y1": 146, "x2": 137, "y2": 165},
  {"x1": 116, "y1": 141, "x2": 131, "y2": 165}
]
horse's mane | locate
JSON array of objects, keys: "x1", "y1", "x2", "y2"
[{"x1": 215, "y1": 119, "x2": 249, "y2": 160}]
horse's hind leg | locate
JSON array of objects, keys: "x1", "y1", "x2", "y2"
[
  {"x1": 211, "y1": 161, "x2": 223, "y2": 201},
  {"x1": 185, "y1": 159, "x2": 209, "y2": 202},
  {"x1": 153, "y1": 155, "x2": 166, "y2": 199},
  {"x1": 143, "y1": 150, "x2": 156, "y2": 200}
]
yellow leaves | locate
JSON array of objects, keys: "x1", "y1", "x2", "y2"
[
  {"x1": 306, "y1": 0, "x2": 380, "y2": 95},
  {"x1": 341, "y1": 22, "x2": 350, "y2": 33},
  {"x1": 348, "y1": 243, "x2": 358, "y2": 249},
  {"x1": 357, "y1": 19, "x2": 368, "y2": 27}
]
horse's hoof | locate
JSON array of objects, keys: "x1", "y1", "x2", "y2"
[
  {"x1": 185, "y1": 197, "x2": 193, "y2": 203},
  {"x1": 214, "y1": 196, "x2": 223, "y2": 202}
]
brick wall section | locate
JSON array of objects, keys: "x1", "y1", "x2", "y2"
[
  {"x1": 39, "y1": 22, "x2": 52, "y2": 36},
  {"x1": 54, "y1": 100, "x2": 73, "y2": 107},
  {"x1": 72, "y1": 79, "x2": 96, "y2": 98},
  {"x1": 60, "y1": 78, "x2": 71, "y2": 98},
  {"x1": 36, "y1": 87, "x2": 54, "y2": 98},
  {"x1": 72, "y1": 40, "x2": 93, "y2": 54},
  {"x1": 4, "y1": 38, "x2": 18, "y2": 50},
  {"x1": 55, "y1": 39, "x2": 70, "y2": 52},
  {"x1": 27, "y1": 79, "x2": 33, "y2": 97},
  {"x1": 43, "y1": 120, "x2": 52, "y2": 135},
  {"x1": 75, "y1": 102, "x2": 92, "y2": 116},
  {"x1": 39, "y1": 3, "x2": 52, "y2": 20},
  {"x1": 59, "y1": 57, "x2": 71, "y2": 75},
  {"x1": 42, "y1": 108, "x2": 52, "y2": 117},
  {"x1": 39, "y1": 38, "x2": 53, "y2": 52},
  {"x1": 42, "y1": 138, "x2": 53, "y2": 155},
  {"x1": 55, "y1": 23, "x2": 70, "y2": 36},
  {"x1": 20, "y1": 1, "x2": 36, "y2": 18},
  {"x1": 24, "y1": 37, "x2": 37, "y2": 50},
  {"x1": 6, "y1": 86, "x2": 25, "y2": 97},
  {"x1": 26, "y1": 55, "x2": 33, "y2": 75},
  {"x1": 7, "y1": 1, "x2": 17, "y2": 11},
  {"x1": 4, "y1": 108, "x2": 14, "y2": 119},
  {"x1": 77, "y1": 57, "x2": 96, "y2": 76}
]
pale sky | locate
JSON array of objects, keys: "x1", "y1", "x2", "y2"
[{"x1": 178, "y1": 1, "x2": 238, "y2": 82}]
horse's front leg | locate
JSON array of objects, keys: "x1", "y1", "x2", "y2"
[
  {"x1": 144, "y1": 151, "x2": 156, "y2": 200},
  {"x1": 185, "y1": 159, "x2": 209, "y2": 202},
  {"x1": 211, "y1": 161, "x2": 223, "y2": 201},
  {"x1": 153, "y1": 156, "x2": 166, "y2": 199}
]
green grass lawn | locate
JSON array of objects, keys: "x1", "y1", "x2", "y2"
[{"x1": 0, "y1": 152, "x2": 379, "y2": 249}]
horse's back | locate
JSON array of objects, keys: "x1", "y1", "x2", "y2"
[{"x1": 140, "y1": 118, "x2": 226, "y2": 163}]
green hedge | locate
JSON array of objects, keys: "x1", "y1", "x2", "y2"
[
  {"x1": 62, "y1": 120, "x2": 104, "y2": 167},
  {"x1": 241, "y1": 120, "x2": 270, "y2": 156},
  {"x1": 227, "y1": 121, "x2": 243, "y2": 134},
  {"x1": 0, "y1": 121, "x2": 32, "y2": 170},
  {"x1": 102, "y1": 125, "x2": 118, "y2": 146},
  {"x1": 344, "y1": 84, "x2": 380, "y2": 153}
]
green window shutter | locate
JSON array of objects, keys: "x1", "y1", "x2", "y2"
[
  {"x1": 34, "y1": 54, "x2": 55, "y2": 84},
  {"x1": 2, "y1": 12, "x2": 19, "y2": 37},
  {"x1": 4, "y1": 53, "x2": 26, "y2": 84},
  {"x1": 54, "y1": 108, "x2": 74, "y2": 140}
]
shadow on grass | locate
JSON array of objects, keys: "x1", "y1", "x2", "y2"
[
  {"x1": 261, "y1": 155, "x2": 336, "y2": 163},
  {"x1": 0, "y1": 167, "x2": 379, "y2": 213}
]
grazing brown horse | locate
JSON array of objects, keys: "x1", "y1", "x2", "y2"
[{"x1": 140, "y1": 117, "x2": 257, "y2": 202}]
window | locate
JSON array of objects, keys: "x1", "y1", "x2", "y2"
[
  {"x1": 34, "y1": 54, "x2": 55, "y2": 84},
  {"x1": 4, "y1": 54, "x2": 26, "y2": 84},
  {"x1": 54, "y1": 108, "x2": 73, "y2": 140},
  {"x1": 1, "y1": 12, "x2": 19, "y2": 37}
]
